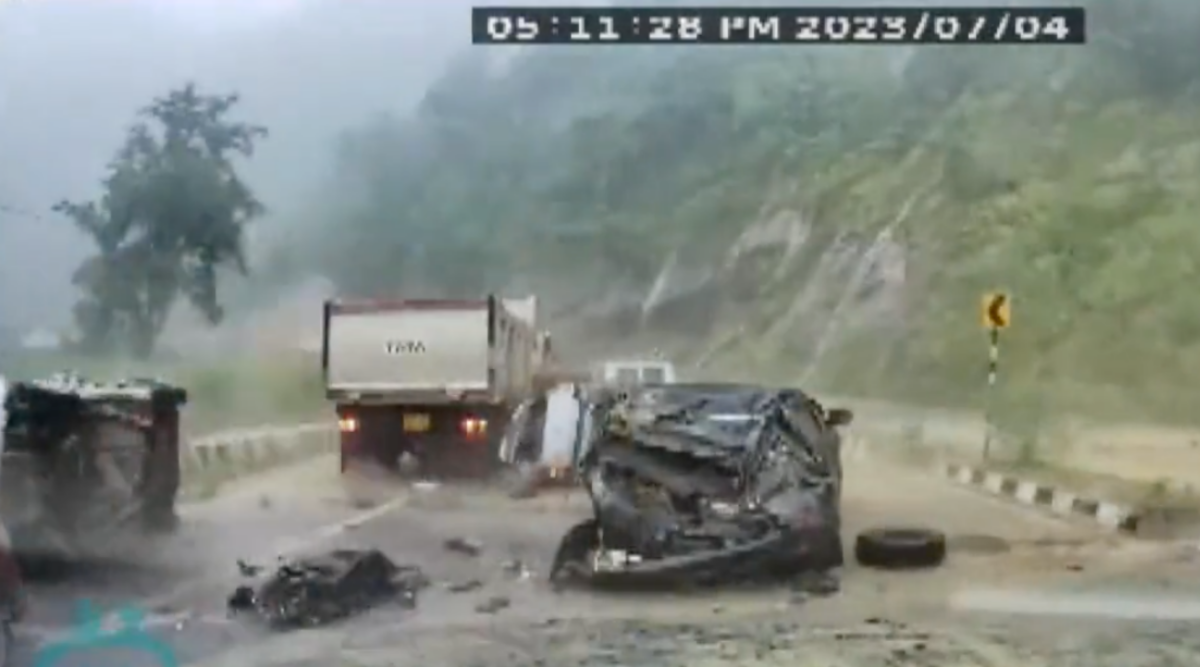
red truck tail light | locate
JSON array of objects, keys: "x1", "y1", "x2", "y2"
[
  {"x1": 460, "y1": 417, "x2": 488, "y2": 438},
  {"x1": 338, "y1": 414, "x2": 359, "y2": 473}
]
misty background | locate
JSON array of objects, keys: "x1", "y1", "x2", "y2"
[
  {"x1": 0, "y1": 0, "x2": 478, "y2": 332},
  {"x1": 5, "y1": 0, "x2": 1200, "y2": 434}
]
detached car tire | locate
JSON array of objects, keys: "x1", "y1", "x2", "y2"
[{"x1": 854, "y1": 527, "x2": 946, "y2": 569}]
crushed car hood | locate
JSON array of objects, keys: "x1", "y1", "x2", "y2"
[{"x1": 556, "y1": 383, "x2": 846, "y2": 587}]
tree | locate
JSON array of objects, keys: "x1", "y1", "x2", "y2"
[{"x1": 54, "y1": 84, "x2": 267, "y2": 358}]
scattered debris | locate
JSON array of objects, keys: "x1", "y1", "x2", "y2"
[
  {"x1": 227, "y1": 549, "x2": 428, "y2": 629},
  {"x1": 228, "y1": 585, "x2": 255, "y2": 611},
  {"x1": 444, "y1": 537, "x2": 483, "y2": 557},
  {"x1": 447, "y1": 579, "x2": 484, "y2": 593},
  {"x1": 237, "y1": 560, "x2": 262, "y2": 577},
  {"x1": 475, "y1": 596, "x2": 511, "y2": 614},
  {"x1": 501, "y1": 559, "x2": 532, "y2": 579}
]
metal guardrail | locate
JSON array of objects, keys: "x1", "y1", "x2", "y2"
[{"x1": 182, "y1": 423, "x2": 338, "y2": 489}]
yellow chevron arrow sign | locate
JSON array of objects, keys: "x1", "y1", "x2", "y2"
[{"x1": 981, "y1": 292, "x2": 1011, "y2": 330}]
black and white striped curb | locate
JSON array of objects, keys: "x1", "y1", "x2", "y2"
[
  {"x1": 182, "y1": 423, "x2": 337, "y2": 488},
  {"x1": 943, "y1": 462, "x2": 1140, "y2": 532}
]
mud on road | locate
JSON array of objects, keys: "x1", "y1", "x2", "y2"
[{"x1": 16, "y1": 450, "x2": 1198, "y2": 667}]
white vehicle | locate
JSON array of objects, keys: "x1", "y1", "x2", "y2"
[
  {"x1": 593, "y1": 359, "x2": 677, "y2": 386},
  {"x1": 497, "y1": 381, "x2": 588, "y2": 496},
  {"x1": 322, "y1": 295, "x2": 542, "y2": 477}
]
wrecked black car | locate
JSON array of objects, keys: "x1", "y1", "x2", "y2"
[
  {"x1": 228, "y1": 549, "x2": 428, "y2": 629},
  {"x1": 550, "y1": 383, "x2": 852, "y2": 588},
  {"x1": 0, "y1": 373, "x2": 185, "y2": 559}
]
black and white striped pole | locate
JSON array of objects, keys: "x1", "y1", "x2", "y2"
[{"x1": 981, "y1": 292, "x2": 1010, "y2": 461}]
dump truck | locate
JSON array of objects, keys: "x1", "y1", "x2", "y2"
[{"x1": 322, "y1": 296, "x2": 547, "y2": 478}]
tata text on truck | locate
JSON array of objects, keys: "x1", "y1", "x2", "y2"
[{"x1": 322, "y1": 296, "x2": 544, "y2": 478}]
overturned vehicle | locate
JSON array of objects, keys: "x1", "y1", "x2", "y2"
[
  {"x1": 0, "y1": 374, "x2": 185, "y2": 559},
  {"x1": 550, "y1": 383, "x2": 852, "y2": 588}
]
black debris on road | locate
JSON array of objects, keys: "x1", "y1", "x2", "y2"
[
  {"x1": 443, "y1": 538, "x2": 484, "y2": 557},
  {"x1": 474, "y1": 596, "x2": 511, "y2": 614},
  {"x1": 227, "y1": 549, "x2": 428, "y2": 629},
  {"x1": 236, "y1": 559, "x2": 263, "y2": 577},
  {"x1": 447, "y1": 579, "x2": 483, "y2": 593}
]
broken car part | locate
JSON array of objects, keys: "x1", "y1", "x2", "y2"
[
  {"x1": 854, "y1": 527, "x2": 947, "y2": 569},
  {"x1": 228, "y1": 549, "x2": 428, "y2": 629},
  {"x1": 552, "y1": 384, "x2": 851, "y2": 588},
  {"x1": 443, "y1": 537, "x2": 483, "y2": 557}
]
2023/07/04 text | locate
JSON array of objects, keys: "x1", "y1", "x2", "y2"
[{"x1": 472, "y1": 5, "x2": 1086, "y2": 45}]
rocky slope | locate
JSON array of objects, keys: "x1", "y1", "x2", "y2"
[{"x1": 305, "y1": 0, "x2": 1200, "y2": 427}]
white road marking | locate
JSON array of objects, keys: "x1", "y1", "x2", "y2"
[
  {"x1": 27, "y1": 492, "x2": 412, "y2": 646},
  {"x1": 263, "y1": 495, "x2": 408, "y2": 556},
  {"x1": 952, "y1": 587, "x2": 1200, "y2": 620},
  {"x1": 850, "y1": 459, "x2": 1081, "y2": 532}
]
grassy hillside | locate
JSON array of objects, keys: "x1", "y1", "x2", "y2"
[
  {"x1": 307, "y1": 0, "x2": 1200, "y2": 427},
  {"x1": 2, "y1": 351, "x2": 324, "y2": 434}
]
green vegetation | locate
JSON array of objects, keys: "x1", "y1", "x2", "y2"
[
  {"x1": 305, "y1": 0, "x2": 1200, "y2": 431},
  {"x1": 54, "y1": 84, "x2": 267, "y2": 359},
  {"x1": 4, "y1": 351, "x2": 323, "y2": 435},
  {"x1": 40, "y1": 2, "x2": 1189, "y2": 438}
]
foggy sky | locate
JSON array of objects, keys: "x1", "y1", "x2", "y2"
[{"x1": 0, "y1": 0, "x2": 476, "y2": 331}]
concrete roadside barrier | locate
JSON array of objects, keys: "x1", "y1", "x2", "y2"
[{"x1": 182, "y1": 423, "x2": 338, "y2": 498}]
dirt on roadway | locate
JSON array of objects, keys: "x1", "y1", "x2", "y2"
[
  {"x1": 13, "y1": 454, "x2": 381, "y2": 666},
  {"x1": 140, "y1": 450, "x2": 1165, "y2": 667},
  {"x1": 15, "y1": 445, "x2": 1199, "y2": 667}
]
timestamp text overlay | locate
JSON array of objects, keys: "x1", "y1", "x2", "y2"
[{"x1": 472, "y1": 5, "x2": 1086, "y2": 45}]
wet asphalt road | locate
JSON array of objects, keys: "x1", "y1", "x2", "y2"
[
  {"x1": 11, "y1": 456, "x2": 367, "y2": 667},
  {"x1": 10, "y1": 448, "x2": 1199, "y2": 667}
]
